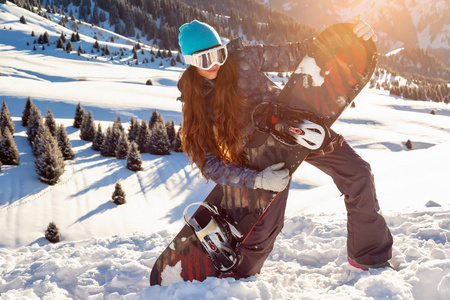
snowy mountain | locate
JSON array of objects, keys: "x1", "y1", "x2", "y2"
[
  {"x1": 1, "y1": 1, "x2": 450, "y2": 299},
  {"x1": 259, "y1": 0, "x2": 450, "y2": 65}
]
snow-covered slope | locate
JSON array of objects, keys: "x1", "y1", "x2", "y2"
[{"x1": 1, "y1": 2, "x2": 450, "y2": 299}]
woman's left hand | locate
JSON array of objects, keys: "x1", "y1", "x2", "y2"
[{"x1": 349, "y1": 15, "x2": 378, "y2": 42}]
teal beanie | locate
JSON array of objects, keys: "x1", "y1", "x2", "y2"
[{"x1": 178, "y1": 20, "x2": 221, "y2": 55}]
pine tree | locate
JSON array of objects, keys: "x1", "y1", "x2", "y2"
[
  {"x1": 73, "y1": 102, "x2": 85, "y2": 128},
  {"x1": 43, "y1": 31, "x2": 50, "y2": 44},
  {"x1": 57, "y1": 37, "x2": 66, "y2": 50},
  {"x1": 45, "y1": 222, "x2": 61, "y2": 243},
  {"x1": 35, "y1": 127, "x2": 65, "y2": 185},
  {"x1": 92, "y1": 123, "x2": 104, "y2": 151},
  {"x1": 45, "y1": 107, "x2": 57, "y2": 136},
  {"x1": 149, "y1": 109, "x2": 159, "y2": 129},
  {"x1": 113, "y1": 115, "x2": 125, "y2": 135},
  {"x1": 0, "y1": 99, "x2": 15, "y2": 135},
  {"x1": 165, "y1": 120, "x2": 176, "y2": 147},
  {"x1": 22, "y1": 96, "x2": 34, "y2": 127},
  {"x1": 148, "y1": 115, "x2": 170, "y2": 155},
  {"x1": 66, "y1": 41, "x2": 73, "y2": 53},
  {"x1": 112, "y1": 181, "x2": 126, "y2": 205},
  {"x1": 77, "y1": 44, "x2": 84, "y2": 56},
  {"x1": 0, "y1": 126, "x2": 20, "y2": 165},
  {"x1": 71, "y1": 32, "x2": 77, "y2": 42},
  {"x1": 137, "y1": 118, "x2": 151, "y2": 153},
  {"x1": 80, "y1": 110, "x2": 96, "y2": 141},
  {"x1": 26, "y1": 105, "x2": 42, "y2": 144},
  {"x1": 100, "y1": 125, "x2": 116, "y2": 157},
  {"x1": 33, "y1": 123, "x2": 53, "y2": 157},
  {"x1": 116, "y1": 132, "x2": 129, "y2": 159},
  {"x1": 56, "y1": 124, "x2": 75, "y2": 160},
  {"x1": 127, "y1": 141, "x2": 142, "y2": 171},
  {"x1": 105, "y1": 44, "x2": 110, "y2": 55},
  {"x1": 127, "y1": 116, "x2": 139, "y2": 143},
  {"x1": 172, "y1": 123, "x2": 183, "y2": 153}
]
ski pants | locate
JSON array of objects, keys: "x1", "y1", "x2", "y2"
[{"x1": 232, "y1": 130, "x2": 393, "y2": 278}]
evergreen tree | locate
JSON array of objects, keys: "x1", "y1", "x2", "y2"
[
  {"x1": 127, "y1": 116, "x2": 139, "y2": 143},
  {"x1": 116, "y1": 132, "x2": 129, "y2": 159},
  {"x1": 0, "y1": 99, "x2": 15, "y2": 135},
  {"x1": 66, "y1": 41, "x2": 73, "y2": 52},
  {"x1": 45, "y1": 222, "x2": 61, "y2": 243},
  {"x1": 165, "y1": 120, "x2": 176, "y2": 147},
  {"x1": 132, "y1": 46, "x2": 138, "y2": 60},
  {"x1": 56, "y1": 37, "x2": 66, "y2": 50},
  {"x1": 43, "y1": 31, "x2": 50, "y2": 44},
  {"x1": 79, "y1": 110, "x2": 96, "y2": 141},
  {"x1": 176, "y1": 53, "x2": 182, "y2": 64},
  {"x1": 124, "y1": 10, "x2": 135, "y2": 37},
  {"x1": 113, "y1": 115, "x2": 125, "y2": 135},
  {"x1": 77, "y1": 44, "x2": 84, "y2": 55},
  {"x1": 0, "y1": 126, "x2": 20, "y2": 165},
  {"x1": 92, "y1": 123, "x2": 104, "y2": 151},
  {"x1": 44, "y1": 107, "x2": 57, "y2": 136},
  {"x1": 33, "y1": 123, "x2": 52, "y2": 157},
  {"x1": 127, "y1": 141, "x2": 142, "y2": 171},
  {"x1": 105, "y1": 44, "x2": 110, "y2": 55},
  {"x1": 112, "y1": 181, "x2": 126, "y2": 205},
  {"x1": 109, "y1": 5, "x2": 120, "y2": 26},
  {"x1": 73, "y1": 102, "x2": 84, "y2": 128},
  {"x1": 149, "y1": 109, "x2": 160, "y2": 129},
  {"x1": 26, "y1": 105, "x2": 42, "y2": 144},
  {"x1": 35, "y1": 127, "x2": 65, "y2": 185},
  {"x1": 100, "y1": 125, "x2": 116, "y2": 157},
  {"x1": 148, "y1": 115, "x2": 170, "y2": 155},
  {"x1": 56, "y1": 124, "x2": 75, "y2": 160},
  {"x1": 172, "y1": 123, "x2": 183, "y2": 153},
  {"x1": 137, "y1": 118, "x2": 151, "y2": 153},
  {"x1": 71, "y1": 32, "x2": 77, "y2": 42},
  {"x1": 22, "y1": 96, "x2": 34, "y2": 127}
]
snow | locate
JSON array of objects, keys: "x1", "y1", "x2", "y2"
[
  {"x1": 1, "y1": 1, "x2": 450, "y2": 299},
  {"x1": 385, "y1": 48, "x2": 404, "y2": 56},
  {"x1": 294, "y1": 55, "x2": 325, "y2": 87}
]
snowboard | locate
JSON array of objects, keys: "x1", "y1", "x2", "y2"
[{"x1": 150, "y1": 22, "x2": 377, "y2": 286}]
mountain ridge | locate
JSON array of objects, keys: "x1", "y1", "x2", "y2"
[{"x1": 259, "y1": 0, "x2": 450, "y2": 66}]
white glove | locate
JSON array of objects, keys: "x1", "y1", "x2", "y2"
[
  {"x1": 349, "y1": 15, "x2": 378, "y2": 42},
  {"x1": 254, "y1": 162, "x2": 290, "y2": 192}
]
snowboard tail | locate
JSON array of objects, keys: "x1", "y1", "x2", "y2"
[{"x1": 150, "y1": 23, "x2": 377, "y2": 286}]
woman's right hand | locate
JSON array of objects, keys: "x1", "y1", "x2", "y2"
[{"x1": 254, "y1": 162, "x2": 290, "y2": 192}]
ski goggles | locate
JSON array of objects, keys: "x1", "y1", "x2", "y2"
[{"x1": 183, "y1": 45, "x2": 228, "y2": 70}]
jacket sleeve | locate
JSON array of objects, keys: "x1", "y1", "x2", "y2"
[
  {"x1": 246, "y1": 39, "x2": 312, "y2": 73},
  {"x1": 200, "y1": 151, "x2": 259, "y2": 189}
]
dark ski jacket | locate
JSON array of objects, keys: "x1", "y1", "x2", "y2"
[{"x1": 178, "y1": 37, "x2": 310, "y2": 188}]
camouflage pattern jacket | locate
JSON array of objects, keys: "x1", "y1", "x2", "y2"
[{"x1": 178, "y1": 37, "x2": 311, "y2": 188}]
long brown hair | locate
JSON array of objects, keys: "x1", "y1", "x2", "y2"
[{"x1": 179, "y1": 54, "x2": 248, "y2": 177}]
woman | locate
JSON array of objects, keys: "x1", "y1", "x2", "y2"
[{"x1": 177, "y1": 19, "x2": 393, "y2": 278}]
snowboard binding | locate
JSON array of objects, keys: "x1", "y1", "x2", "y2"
[
  {"x1": 251, "y1": 102, "x2": 331, "y2": 150},
  {"x1": 183, "y1": 202, "x2": 243, "y2": 272}
]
